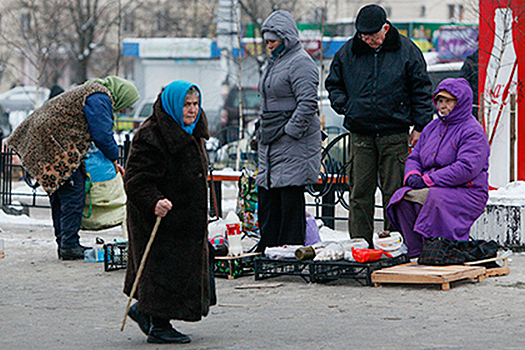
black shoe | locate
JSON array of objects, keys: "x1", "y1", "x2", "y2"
[
  {"x1": 147, "y1": 325, "x2": 191, "y2": 344},
  {"x1": 59, "y1": 246, "x2": 84, "y2": 260},
  {"x1": 58, "y1": 245, "x2": 91, "y2": 260},
  {"x1": 128, "y1": 302, "x2": 151, "y2": 336}
]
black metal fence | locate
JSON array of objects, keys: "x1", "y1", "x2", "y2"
[
  {"x1": 0, "y1": 132, "x2": 375, "y2": 230},
  {"x1": 306, "y1": 132, "x2": 351, "y2": 228}
]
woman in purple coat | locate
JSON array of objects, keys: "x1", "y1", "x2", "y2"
[{"x1": 386, "y1": 78, "x2": 490, "y2": 257}]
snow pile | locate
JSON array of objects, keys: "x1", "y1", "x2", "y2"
[
  {"x1": 488, "y1": 181, "x2": 525, "y2": 206},
  {"x1": 0, "y1": 210, "x2": 51, "y2": 226}
]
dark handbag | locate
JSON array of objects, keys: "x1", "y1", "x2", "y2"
[{"x1": 418, "y1": 237, "x2": 499, "y2": 266}]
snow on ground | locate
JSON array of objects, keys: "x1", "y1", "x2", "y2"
[
  {"x1": 0, "y1": 209, "x2": 51, "y2": 226},
  {"x1": 0, "y1": 171, "x2": 352, "y2": 258},
  {"x1": 488, "y1": 181, "x2": 525, "y2": 206}
]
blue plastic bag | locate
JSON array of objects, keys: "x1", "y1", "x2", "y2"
[{"x1": 84, "y1": 144, "x2": 116, "y2": 183}]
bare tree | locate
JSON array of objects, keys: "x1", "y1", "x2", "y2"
[
  {"x1": 237, "y1": 0, "x2": 302, "y2": 74},
  {"x1": 0, "y1": 0, "x2": 215, "y2": 87},
  {"x1": 0, "y1": 0, "x2": 66, "y2": 87},
  {"x1": 127, "y1": 0, "x2": 217, "y2": 38}
]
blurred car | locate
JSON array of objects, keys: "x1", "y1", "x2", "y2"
[
  {"x1": 427, "y1": 62, "x2": 462, "y2": 91},
  {"x1": 0, "y1": 86, "x2": 50, "y2": 112},
  {"x1": 212, "y1": 134, "x2": 258, "y2": 171},
  {"x1": 132, "y1": 99, "x2": 154, "y2": 120},
  {"x1": 218, "y1": 87, "x2": 262, "y2": 144},
  {"x1": 114, "y1": 98, "x2": 154, "y2": 132},
  {"x1": 319, "y1": 91, "x2": 345, "y2": 135}
]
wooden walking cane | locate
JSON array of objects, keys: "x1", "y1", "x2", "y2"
[{"x1": 121, "y1": 216, "x2": 162, "y2": 331}]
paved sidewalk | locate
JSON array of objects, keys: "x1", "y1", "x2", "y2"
[{"x1": 1, "y1": 220, "x2": 524, "y2": 350}]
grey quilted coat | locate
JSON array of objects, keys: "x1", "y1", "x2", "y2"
[{"x1": 256, "y1": 10, "x2": 321, "y2": 189}]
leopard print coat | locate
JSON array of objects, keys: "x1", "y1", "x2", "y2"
[{"x1": 6, "y1": 82, "x2": 113, "y2": 195}]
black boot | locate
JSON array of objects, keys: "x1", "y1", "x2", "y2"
[
  {"x1": 128, "y1": 302, "x2": 151, "y2": 335},
  {"x1": 147, "y1": 317, "x2": 191, "y2": 344},
  {"x1": 58, "y1": 245, "x2": 91, "y2": 260},
  {"x1": 59, "y1": 246, "x2": 84, "y2": 260}
]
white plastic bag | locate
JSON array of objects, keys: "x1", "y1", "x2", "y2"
[
  {"x1": 313, "y1": 242, "x2": 345, "y2": 261},
  {"x1": 208, "y1": 218, "x2": 226, "y2": 248}
]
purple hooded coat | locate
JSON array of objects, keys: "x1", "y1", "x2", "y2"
[{"x1": 386, "y1": 78, "x2": 489, "y2": 256}]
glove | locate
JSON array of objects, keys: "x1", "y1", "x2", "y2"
[{"x1": 406, "y1": 174, "x2": 427, "y2": 189}]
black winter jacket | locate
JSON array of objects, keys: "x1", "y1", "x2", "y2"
[{"x1": 325, "y1": 25, "x2": 433, "y2": 136}]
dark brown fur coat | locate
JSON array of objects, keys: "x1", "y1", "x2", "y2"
[{"x1": 123, "y1": 96, "x2": 211, "y2": 321}]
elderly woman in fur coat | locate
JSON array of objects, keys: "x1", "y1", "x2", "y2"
[{"x1": 123, "y1": 80, "x2": 214, "y2": 344}]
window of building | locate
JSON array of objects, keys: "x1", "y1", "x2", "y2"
[
  {"x1": 420, "y1": 5, "x2": 427, "y2": 18},
  {"x1": 123, "y1": 11, "x2": 134, "y2": 33},
  {"x1": 448, "y1": 4, "x2": 464, "y2": 22},
  {"x1": 155, "y1": 10, "x2": 170, "y2": 32},
  {"x1": 310, "y1": 7, "x2": 326, "y2": 24}
]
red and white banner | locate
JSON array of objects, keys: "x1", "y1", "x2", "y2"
[{"x1": 479, "y1": 0, "x2": 525, "y2": 188}]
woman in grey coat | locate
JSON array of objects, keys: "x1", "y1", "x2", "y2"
[{"x1": 255, "y1": 10, "x2": 321, "y2": 252}]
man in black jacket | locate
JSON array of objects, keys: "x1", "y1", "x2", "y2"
[{"x1": 325, "y1": 4, "x2": 433, "y2": 247}]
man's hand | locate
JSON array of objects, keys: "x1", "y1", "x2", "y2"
[
  {"x1": 113, "y1": 160, "x2": 125, "y2": 176},
  {"x1": 409, "y1": 130, "x2": 421, "y2": 147},
  {"x1": 154, "y1": 198, "x2": 173, "y2": 217}
]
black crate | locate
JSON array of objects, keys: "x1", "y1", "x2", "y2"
[
  {"x1": 310, "y1": 254, "x2": 410, "y2": 285},
  {"x1": 214, "y1": 253, "x2": 260, "y2": 279},
  {"x1": 104, "y1": 241, "x2": 128, "y2": 272},
  {"x1": 255, "y1": 254, "x2": 409, "y2": 286},
  {"x1": 254, "y1": 258, "x2": 313, "y2": 282}
]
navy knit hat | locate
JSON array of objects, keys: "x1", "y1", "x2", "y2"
[{"x1": 355, "y1": 4, "x2": 387, "y2": 34}]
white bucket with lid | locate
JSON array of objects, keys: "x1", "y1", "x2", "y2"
[{"x1": 373, "y1": 231, "x2": 404, "y2": 252}]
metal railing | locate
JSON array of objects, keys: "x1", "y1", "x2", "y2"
[
  {"x1": 1, "y1": 131, "x2": 376, "y2": 229},
  {"x1": 306, "y1": 132, "x2": 351, "y2": 228}
]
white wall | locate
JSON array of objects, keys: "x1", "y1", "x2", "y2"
[
  {"x1": 133, "y1": 58, "x2": 226, "y2": 116},
  {"x1": 327, "y1": 0, "x2": 478, "y2": 24}
]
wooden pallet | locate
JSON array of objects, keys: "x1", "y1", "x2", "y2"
[
  {"x1": 465, "y1": 257, "x2": 510, "y2": 277},
  {"x1": 371, "y1": 263, "x2": 486, "y2": 290}
]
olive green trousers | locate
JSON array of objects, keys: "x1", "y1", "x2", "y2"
[{"x1": 347, "y1": 132, "x2": 408, "y2": 247}]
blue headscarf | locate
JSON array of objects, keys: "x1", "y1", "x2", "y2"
[{"x1": 161, "y1": 80, "x2": 202, "y2": 134}]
